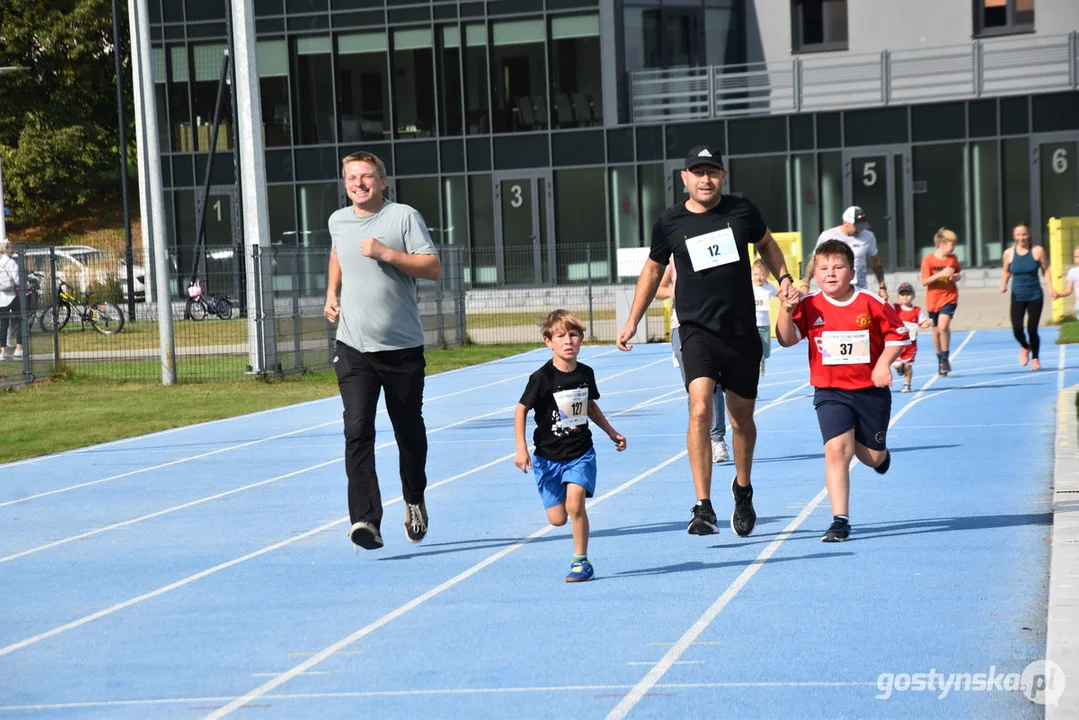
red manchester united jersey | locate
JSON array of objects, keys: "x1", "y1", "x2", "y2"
[{"x1": 792, "y1": 289, "x2": 910, "y2": 390}]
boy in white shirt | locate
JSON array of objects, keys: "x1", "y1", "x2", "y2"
[
  {"x1": 1057, "y1": 246, "x2": 1079, "y2": 318},
  {"x1": 751, "y1": 260, "x2": 778, "y2": 377}
]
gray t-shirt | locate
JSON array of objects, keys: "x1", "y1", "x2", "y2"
[
  {"x1": 329, "y1": 200, "x2": 437, "y2": 352},
  {"x1": 815, "y1": 227, "x2": 878, "y2": 289}
]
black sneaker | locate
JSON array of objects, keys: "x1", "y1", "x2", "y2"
[
  {"x1": 938, "y1": 358, "x2": 949, "y2": 376},
  {"x1": 404, "y1": 501, "x2": 428, "y2": 543},
  {"x1": 730, "y1": 478, "x2": 757, "y2": 537},
  {"x1": 687, "y1": 500, "x2": 719, "y2": 535},
  {"x1": 942, "y1": 356, "x2": 951, "y2": 374},
  {"x1": 349, "y1": 521, "x2": 384, "y2": 550},
  {"x1": 873, "y1": 450, "x2": 891, "y2": 475},
  {"x1": 821, "y1": 520, "x2": 850, "y2": 543}
]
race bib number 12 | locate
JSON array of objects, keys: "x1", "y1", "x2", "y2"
[
  {"x1": 820, "y1": 330, "x2": 870, "y2": 365},
  {"x1": 553, "y1": 387, "x2": 589, "y2": 427},
  {"x1": 685, "y1": 228, "x2": 739, "y2": 272}
]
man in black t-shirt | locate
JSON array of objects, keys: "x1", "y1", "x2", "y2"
[{"x1": 616, "y1": 145, "x2": 795, "y2": 539}]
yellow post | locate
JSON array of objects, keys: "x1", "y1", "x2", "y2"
[
  {"x1": 750, "y1": 232, "x2": 802, "y2": 337},
  {"x1": 1048, "y1": 217, "x2": 1079, "y2": 323}
]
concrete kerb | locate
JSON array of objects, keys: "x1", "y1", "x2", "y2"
[{"x1": 1048, "y1": 383, "x2": 1079, "y2": 719}]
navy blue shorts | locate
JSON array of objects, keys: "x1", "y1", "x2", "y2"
[
  {"x1": 813, "y1": 387, "x2": 892, "y2": 450},
  {"x1": 928, "y1": 303, "x2": 957, "y2": 325}
]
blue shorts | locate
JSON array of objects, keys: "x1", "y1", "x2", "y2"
[
  {"x1": 928, "y1": 303, "x2": 957, "y2": 325},
  {"x1": 532, "y1": 448, "x2": 597, "y2": 509},
  {"x1": 813, "y1": 387, "x2": 892, "y2": 450}
]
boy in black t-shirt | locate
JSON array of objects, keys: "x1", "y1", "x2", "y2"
[{"x1": 515, "y1": 310, "x2": 627, "y2": 582}]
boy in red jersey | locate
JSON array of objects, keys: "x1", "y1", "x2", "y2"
[
  {"x1": 775, "y1": 239, "x2": 910, "y2": 542},
  {"x1": 891, "y1": 282, "x2": 932, "y2": 393}
]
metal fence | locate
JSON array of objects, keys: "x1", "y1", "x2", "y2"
[{"x1": 630, "y1": 31, "x2": 1079, "y2": 123}]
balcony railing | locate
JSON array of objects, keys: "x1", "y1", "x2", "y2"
[{"x1": 629, "y1": 31, "x2": 1078, "y2": 123}]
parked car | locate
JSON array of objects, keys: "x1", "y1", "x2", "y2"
[{"x1": 20, "y1": 245, "x2": 146, "y2": 302}]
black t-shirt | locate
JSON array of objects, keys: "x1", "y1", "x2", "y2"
[
  {"x1": 648, "y1": 195, "x2": 768, "y2": 339},
  {"x1": 518, "y1": 360, "x2": 600, "y2": 462}
]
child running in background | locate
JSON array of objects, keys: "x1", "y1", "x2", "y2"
[
  {"x1": 920, "y1": 228, "x2": 962, "y2": 376},
  {"x1": 514, "y1": 310, "x2": 627, "y2": 582},
  {"x1": 775, "y1": 240, "x2": 909, "y2": 542},
  {"x1": 752, "y1": 259, "x2": 778, "y2": 377},
  {"x1": 891, "y1": 282, "x2": 932, "y2": 393},
  {"x1": 1057, "y1": 246, "x2": 1079, "y2": 319}
]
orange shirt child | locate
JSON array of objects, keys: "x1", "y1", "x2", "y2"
[{"x1": 920, "y1": 242, "x2": 961, "y2": 313}]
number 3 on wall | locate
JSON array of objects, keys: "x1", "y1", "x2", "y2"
[
  {"x1": 862, "y1": 161, "x2": 878, "y2": 187},
  {"x1": 510, "y1": 184, "x2": 524, "y2": 208},
  {"x1": 1052, "y1": 148, "x2": 1068, "y2": 175}
]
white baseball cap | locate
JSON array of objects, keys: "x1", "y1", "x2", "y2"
[{"x1": 842, "y1": 206, "x2": 868, "y2": 230}]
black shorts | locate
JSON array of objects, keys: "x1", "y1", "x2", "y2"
[
  {"x1": 678, "y1": 324, "x2": 763, "y2": 400},
  {"x1": 813, "y1": 386, "x2": 891, "y2": 450},
  {"x1": 928, "y1": 303, "x2": 957, "y2": 325}
]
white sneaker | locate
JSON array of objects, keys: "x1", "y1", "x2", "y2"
[
  {"x1": 711, "y1": 439, "x2": 730, "y2": 464},
  {"x1": 12, "y1": 348, "x2": 23, "y2": 358},
  {"x1": 759, "y1": 360, "x2": 765, "y2": 377},
  {"x1": 0, "y1": 353, "x2": 11, "y2": 362}
]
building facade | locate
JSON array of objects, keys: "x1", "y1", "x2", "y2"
[{"x1": 148, "y1": 0, "x2": 1079, "y2": 291}]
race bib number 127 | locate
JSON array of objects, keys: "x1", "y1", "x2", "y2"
[{"x1": 553, "y1": 387, "x2": 589, "y2": 427}]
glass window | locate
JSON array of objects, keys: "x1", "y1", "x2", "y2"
[
  {"x1": 437, "y1": 26, "x2": 464, "y2": 137},
  {"x1": 468, "y1": 175, "x2": 496, "y2": 286},
  {"x1": 258, "y1": 40, "x2": 292, "y2": 148},
  {"x1": 338, "y1": 32, "x2": 390, "y2": 142},
  {"x1": 970, "y1": 141, "x2": 1001, "y2": 266},
  {"x1": 913, "y1": 144, "x2": 970, "y2": 264},
  {"x1": 630, "y1": 7, "x2": 704, "y2": 70},
  {"x1": 791, "y1": 154, "x2": 820, "y2": 279},
  {"x1": 490, "y1": 19, "x2": 547, "y2": 133},
  {"x1": 975, "y1": 0, "x2": 1034, "y2": 36},
  {"x1": 1002, "y1": 138, "x2": 1031, "y2": 239},
  {"x1": 610, "y1": 167, "x2": 640, "y2": 249},
  {"x1": 442, "y1": 176, "x2": 468, "y2": 247},
  {"x1": 639, "y1": 163, "x2": 667, "y2": 245},
  {"x1": 297, "y1": 182, "x2": 338, "y2": 247},
  {"x1": 554, "y1": 168, "x2": 608, "y2": 283},
  {"x1": 190, "y1": 44, "x2": 231, "y2": 152},
  {"x1": 151, "y1": 47, "x2": 171, "y2": 150},
  {"x1": 395, "y1": 178, "x2": 441, "y2": 243},
  {"x1": 549, "y1": 14, "x2": 601, "y2": 129},
  {"x1": 729, "y1": 156, "x2": 790, "y2": 232},
  {"x1": 267, "y1": 185, "x2": 297, "y2": 246},
  {"x1": 393, "y1": 28, "x2": 436, "y2": 138},
  {"x1": 168, "y1": 45, "x2": 192, "y2": 153},
  {"x1": 705, "y1": 5, "x2": 742, "y2": 66},
  {"x1": 464, "y1": 24, "x2": 490, "y2": 135},
  {"x1": 791, "y1": 0, "x2": 848, "y2": 53},
  {"x1": 293, "y1": 36, "x2": 336, "y2": 145}
]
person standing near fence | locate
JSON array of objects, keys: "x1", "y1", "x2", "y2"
[
  {"x1": 616, "y1": 144, "x2": 795, "y2": 539},
  {"x1": 0, "y1": 239, "x2": 25, "y2": 362},
  {"x1": 323, "y1": 151, "x2": 442, "y2": 551},
  {"x1": 999, "y1": 222, "x2": 1055, "y2": 372}
]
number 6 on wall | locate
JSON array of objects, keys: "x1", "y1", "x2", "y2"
[
  {"x1": 1052, "y1": 148, "x2": 1068, "y2": 175},
  {"x1": 862, "y1": 161, "x2": 878, "y2": 187}
]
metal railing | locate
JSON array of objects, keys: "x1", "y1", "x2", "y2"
[{"x1": 630, "y1": 31, "x2": 1078, "y2": 123}]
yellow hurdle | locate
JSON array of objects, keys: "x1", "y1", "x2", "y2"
[{"x1": 1048, "y1": 217, "x2": 1079, "y2": 323}]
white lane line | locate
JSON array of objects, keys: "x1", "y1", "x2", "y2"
[
  {"x1": 200, "y1": 381, "x2": 812, "y2": 719},
  {"x1": 604, "y1": 330, "x2": 977, "y2": 719}
]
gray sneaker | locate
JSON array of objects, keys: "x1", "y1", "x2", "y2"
[
  {"x1": 348, "y1": 521, "x2": 384, "y2": 551},
  {"x1": 405, "y1": 501, "x2": 428, "y2": 543},
  {"x1": 711, "y1": 439, "x2": 730, "y2": 464}
]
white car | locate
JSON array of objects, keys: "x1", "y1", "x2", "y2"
[{"x1": 20, "y1": 245, "x2": 146, "y2": 301}]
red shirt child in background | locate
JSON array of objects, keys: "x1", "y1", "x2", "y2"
[
  {"x1": 891, "y1": 282, "x2": 932, "y2": 393},
  {"x1": 775, "y1": 239, "x2": 909, "y2": 543}
]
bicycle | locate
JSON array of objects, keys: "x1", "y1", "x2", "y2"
[
  {"x1": 185, "y1": 282, "x2": 233, "y2": 320},
  {"x1": 39, "y1": 279, "x2": 125, "y2": 335}
]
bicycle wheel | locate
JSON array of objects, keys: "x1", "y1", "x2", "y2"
[
  {"x1": 89, "y1": 301, "x2": 125, "y2": 334},
  {"x1": 40, "y1": 302, "x2": 71, "y2": 332},
  {"x1": 187, "y1": 297, "x2": 208, "y2": 321},
  {"x1": 214, "y1": 298, "x2": 233, "y2": 320}
]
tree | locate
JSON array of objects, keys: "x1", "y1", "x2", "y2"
[{"x1": 0, "y1": 0, "x2": 133, "y2": 225}]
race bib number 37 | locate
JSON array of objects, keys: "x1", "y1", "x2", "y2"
[
  {"x1": 553, "y1": 387, "x2": 589, "y2": 427},
  {"x1": 819, "y1": 330, "x2": 870, "y2": 365},
  {"x1": 686, "y1": 228, "x2": 739, "y2": 272}
]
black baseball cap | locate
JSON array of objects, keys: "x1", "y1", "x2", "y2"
[
  {"x1": 684, "y1": 145, "x2": 724, "y2": 171},
  {"x1": 897, "y1": 282, "x2": 915, "y2": 295}
]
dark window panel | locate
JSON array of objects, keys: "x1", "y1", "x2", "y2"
[
  {"x1": 467, "y1": 137, "x2": 491, "y2": 171},
  {"x1": 194, "y1": 154, "x2": 235, "y2": 186},
  {"x1": 552, "y1": 130, "x2": 604, "y2": 166},
  {"x1": 1033, "y1": 92, "x2": 1079, "y2": 133},
  {"x1": 494, "y1": 135, "x2": 549, "y2": 169},
  {"x1": 911, "y1": 102, "x2": 965, "y2": 142},
  {"x1": 266, "y1": 151, "x2": 294, "y2": 183},
  {"x1": 1000, "y1": 96, "x2": 1029, "y2": 135},
  {"x1": 165, "y1": 25, "x2": 185, "y2": 39},
  {"x1": 151, "y1": 25, "x2": 162, "y2": 40},
  {"x1": 172, "y1": 155, "x2": 195, "y2": 187},
  {"x1": 388, "y1": 7, "x2": 431, "y2": 22},
  {"x1": 293, "y1": 39, "x2": 337, "y2": 145},
  {"x1": 257, "y1": 18, "x2": 286, "y2": 32},
  {"x1": 160, "y1": 155, "x2": 172, "y2": 189},
  {"x1": 791, "y1": 0, "x2": 848, "y2": 53},
  {"x1": 817, "y1": 111, "x2": 841, "y2": 148},
  {"x1": 547, "y1": 0, "x2": 599, "y2": 9},
  {"x1": 548, "y1": 15, "x2": 602, "y2": 129},
  {"x1": 968, "y1": 99, "x2": 997, "y2": 138},
  {"x1": 339, "y1": 142, "x2": 393, "y2": 174},
  {"x1": 434, "y1": 5, "x2": 457, "y2": 19},
  {"x1": 287, "y1": 0, "x2": 328, "y2": 12},
  {"x1": 395, "y1": 141, "x2": 439, "y2": 176},
  {"x1": 162, "y1": 0, "x2": 184, "y2": 23},
  {"x1": 332, "y1": 0, "x2": 382, "y2": 9},
  {"x1": 186, "y1": 23, "x2": 227, "y2": 39},
  {"x1": 392, "y1": 29, "x2": 436, "y2": 137},
  {"x1": 254, "y1": 0, "x2": 282, "y2": 16},
  {"x1": 186, "y1": 2, "x2": 224, "y2": 21},
  {"x1": 636, "y1": 126, "x2": 663, "y2": 161},
  {"x1": 729, "y1": 116, "x2": 786, "y2": 155},
  {"x1": 294, "y1": 147, "x2": 339, "y2": 181},
  {"x1": 790, "y1": 114, "x2": 814, "y2": 150},
  {"x1": 843, "y1": 107, "x2": 907, "y2": 147},
  {"x1": 332, "y1": 11, "x2": 384, "y2": 27},
  {"x1": 436, "y1": 27, "x2": 464, "y2": 136},
  {"x1": 489, "y1": 0, "x2": 543, "y2": 13},
  {"x1": 490, "y1": 21, "x2": 547, "y2": 133},
  {"x1": 289, "y1": 15, "x2": 330, "y2": 30},
  {"x1": 441, "y1": 140, "x2": 465, "y2": 173},
  {"x1": 665, "y1": 121, "x2": 724, "y2": 159},
  {"x1": 607, "y1": 128, "x2": 634, "y2": 164},
  {"x1": 460, "y1": 3, "x2": 484, "y2": 18},
  {"x1": 149, "y1": 0, "x2": 162, "y2": 24}
]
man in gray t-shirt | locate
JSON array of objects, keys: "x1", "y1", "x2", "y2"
[{"x1": 324, "y1": 151, "x2": 441, "y2": 552}]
